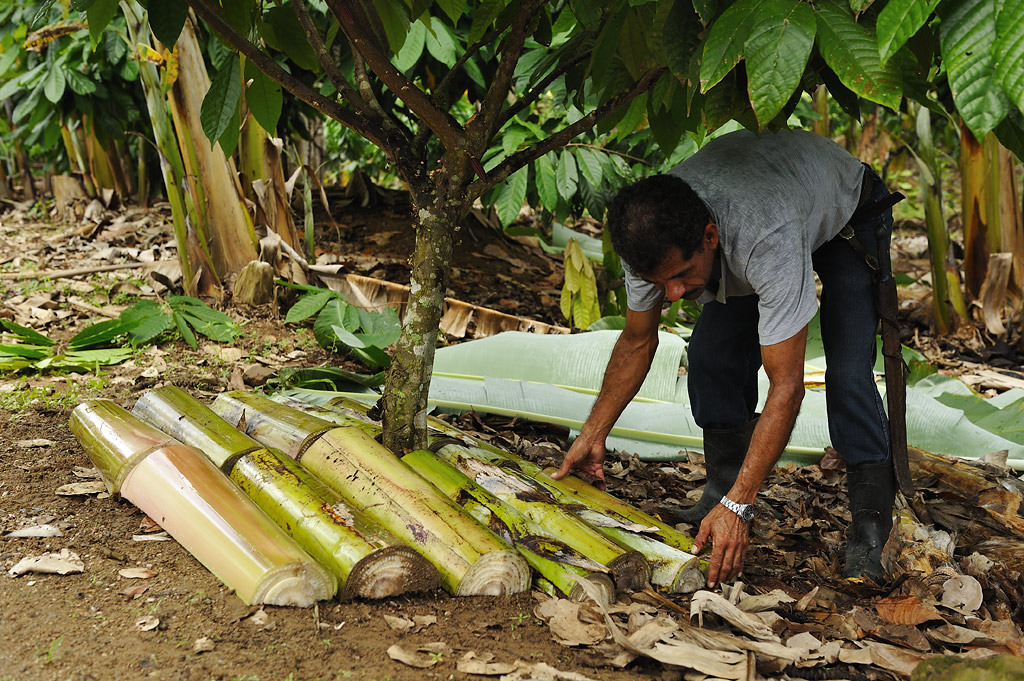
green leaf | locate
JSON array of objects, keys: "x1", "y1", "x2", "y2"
[
  {"x1": 615, "y1": 91, "x2": 647, "y2": 141},
  {"x1": 355, "y1": 307, "x2": 400, "y2": 344},
  {"x1": 66, "y1": 69, "x2": 97, "y2": 95},
  {"x1": 86, "y1": 0, "x2": 118, "y2": 44},
  {"x1": 940, "y1": 0, "x2": 1010, "y2": 138},
  {"x1": 590, "y1": 4, "x2": 626, "y2": 83},
  {"x1": 169, "y1": 296, "x2": 235, "y2": 324},
  {"x1": 435, "y1": 0, "x2": 466, "y2": 24},
  {"x1": 994, "y1": 111, "x2": 1024, "y2": 160},
  {"x1": 286, "y1": 289, "x2": 335, "y2": 323},
  {"x1": 171, "y1": 311, "x2": 198, "y2": 349},
  {"x1": 244, "y1": 59, "x2": 283, "y2": 134},
  {"x1": 258, "y1": 5, "x2": 319, "y2": 72},
  {"x1": 393, "y1": 19, "x2": 427, "y2": 71},
  {"x1": 469, "y1": 0, "x2": 505, "y2": 44},
  {"x1": 700, "y1": 0, "x2": 763, "y2": 91},
  {"x1": 68, "y1": 318, "x2": 140, "y2": 350},
  {"x1": 745, "y1": 0, "x2": 816, "y2": 125},
  {"x1": 55, "y1": 348, "x2": 134, "y2": 368},
  {"x1": 181, "y1": 313, "x2": 237, "y2": 342},
  {"x1": 149, "y1": 0, "x2": 188, "y2": 49},
  {"x1": 495, "y1": 168, "x2": 528, "y2": 227},
  {"x1": 575, "y1": 146, "x2": 605, "y2": 188},
  {"x1": 373, "y1": 0, "x2": 410, "y2": 53},
  {"x1": 313, "y1": 299, "x2": 349, "y2": 351},
  {"x1": 663, "y1": 0, "x2": 703, "y2": 78},
  {"x1": 876, "y1": 0, "x2": 941, "y2": 65},
  {"x1": 534, "y1": 152, "x2": 559, "y2": 211},
  {"x1": 556, "y1": 150, "x2": 579, "y2": 200},
  {"x1": 0, "y1": 343, "x2": 50, "y2": 360},
  {"x1": 2, "y1": 320, "x2": 54, "y2": 346},
  {"x1": 995, "y1": 0, "x2": 1024, "y2": 112},
  {"x1": 814, "y1": 1, "x2": 903, "y2": 111},
  {"x1": 200, "y1": 56, "x2": 241, "y2": 149},
  {"x1": 618, "y1": 6, "x2": 654, "y2": 80},
  {"x1": 43, "y1": 63, "x2": 65, "y2": 103},
  {"x1": 424, "y1": 16, "x2": 457, "y2": 67}
]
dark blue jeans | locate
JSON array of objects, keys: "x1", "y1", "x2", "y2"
[{"x1": 687, "y1": 167, "x2": 893, "y2": 465}]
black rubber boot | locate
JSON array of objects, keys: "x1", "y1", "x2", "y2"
[
  {"x1": 649, "y1": 417, "x2": 758, "y2": 526},
  {"x1": 842, "y1": 460, "x2": 896, "y2": 581}
]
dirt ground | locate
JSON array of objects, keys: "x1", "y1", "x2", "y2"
[{"x1": 1, "y1": 189, "x2": 1023, "y2": 681}]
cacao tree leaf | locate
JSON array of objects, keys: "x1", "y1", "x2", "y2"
[
  {"x1": 876, "y1": 0, "x2": 941, "y2": 65},
  {"x1": 148, "y1": 0, "x2": 188, "y2": 49},
  {"x1": 745, "y1": 0, "x2": 816, "y2": 125},
  {"x1": 589, "y1": 4, "x2": 626, "y2": 83},
  {"x1": 393, "y1": 19, "x2": 427, "y2": 72},
  {"x1": 534, "y1": 152, "x2": 559, "y2": 211},
  {"x1": 258, "y1": 5, "x2": 318, "y2": 72},
  {"x1": 43, "y1": 63, "x2": 66, "y2": 103},
  {"x1": 994, "y1": 111, "x2": 1024, "y2": 160},
  {"x1": 618, "y1": 6, "x2": 655, "y2": 80},
  {"x1": 814, "y1": 0, "x2": 902, "y2": 111},
  {"x1": 200, "y1": 55, "x2": 241, "y2": 149},
  {"x1": 244, "y1": 59, "x2": 282, "y2": 134},
  {"x1": 86, "y1": 0, "x2": 118, "y2": 44},
  {"x1": 495, "y1": 168, "x2": 528, "y2": 227},
  {"x1": 994, "y1": 0, "x2": 1024, "y2": 112},
  {"x1": 940, "y1": 0, "x2": 1009, "y2": 138},
  {"x1": 66, "y1": 69, "x2": 97, "y2": 95},
  {"x1": 700, "y1": 0, "x2": 764, "y2": 92},
  {"x1": 614, "y1": 91, "x2": 647, "y2": 141},
  {"x1": 424, "y1": 16, "x2": 457, "y2": 67},
  {"x1": 469, "y1": 0, "x2": 506, "y2": 44},
  {"x1": 575, "y1": 146, "x2": 605, "y2": 189},
  {"x1": 373, "y1": 0, "x2": 410, "y2": 53},
  {"x1": 556, "y1": 150, "x2": 579, "y2": 200},
  {"x1": 435, "y1": 0, "x2": 466, "y2": 24}
]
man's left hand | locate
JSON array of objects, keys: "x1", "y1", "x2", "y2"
[{"x1": 693, "y1": 503, "x2": 750, "y2": 588}]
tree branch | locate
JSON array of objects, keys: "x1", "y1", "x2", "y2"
[
  {"x1": 466, "y1": 0, "x2": 547, "y2": 153},
  {"x1": 184, "y1": 0, "x2": 390, "y2": 151},
  {"x1": 325, "y1": 0, "x2": 466, "y2": 154},
  {"x1": 291, "y1": 0, "x2": 364, "y2": 114},
  {"x1": 497, "y1": 51, "x2": 589, "y2": 129},
  {"x1": 467, "y1": 68, "x2": 664, "y2": 197}
]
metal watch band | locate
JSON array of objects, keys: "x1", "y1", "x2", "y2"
[{"x1": 719, "y1": 495, "x2": 755, "y2": 522}]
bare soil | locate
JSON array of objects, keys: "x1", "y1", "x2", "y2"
[{"x1": 1, "y1": 191, "x2": 1022, "y2": 681}]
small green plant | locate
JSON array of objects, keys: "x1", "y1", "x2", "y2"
[
  {"x1": 37, "y1": 635, "x2": 62, "y2": 664},
  {"x1": 119, "y1": 297, "x2": 239, "y2": 349},
  {"x1": 284, "y1": 286, "x2": 400, "y2": 370}
]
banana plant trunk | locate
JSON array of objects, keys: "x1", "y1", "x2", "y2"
[
  {"x1": 915, "y1": 105, "x2": 964, "y2": 333},
  {"x1": 211, "y1": 391, "x2": 531, "y2": 596},
  {"x1": 69, "y1": 400, "x2": 335, "y2": 607},
  {"x1": 382, "y1": 179, "x2": 467, "y2": 453},
  {"x1": 131, "y1": 386, "x2": 439, "y2": 600}
]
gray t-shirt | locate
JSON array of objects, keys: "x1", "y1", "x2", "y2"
[{"x1": 624, "y1": 129, "x2": 865, "y2": 345}]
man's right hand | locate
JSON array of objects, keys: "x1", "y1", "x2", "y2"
[{"x1": 551, "y1": 431, "x2": 607, "y2": 488}]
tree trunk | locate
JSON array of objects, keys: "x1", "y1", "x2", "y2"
[
  {"x1": 811, "y1": 84, "x2": 829, "y2": 138},
  {"x1": 0, "y1": 154, "x2": 12, "y2": 200},
  {"x1": 381, "y1": 180, "x2": 464, "y2": 453},
  {"x1": 16, "y1": 142, "x2": 36, "y2": 203}
]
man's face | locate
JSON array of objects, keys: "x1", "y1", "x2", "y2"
[{"x1": 641, "y1": 223, "x2": 718, "y2": 302}]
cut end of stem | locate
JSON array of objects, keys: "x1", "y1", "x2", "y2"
[
  {"x1": 454, "y1": 550, "x2": 531, "y2": 597},
  {"x1": 343, "y1": 546, "x2": 440, "y2": 600},
  {"x1": 607, "y1": 551, "x2": 651, "y2": 592},
  {"x1": 256, "y1": 563, "x2": 335, "y2": 607},
  {"x1": 568, "y1": 573, "x2": 615, "y2": 604}
]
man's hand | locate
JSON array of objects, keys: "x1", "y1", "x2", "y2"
[
  {"x1": 693, "y1": 503, "x2": 750, "y2": 588},
  {"x1": 551, "y1": 431, "x2": 607, "y2": 488}
]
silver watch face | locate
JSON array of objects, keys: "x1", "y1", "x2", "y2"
[{"x1": 739, "y1": 505, "x2": 755, "y2": 522}]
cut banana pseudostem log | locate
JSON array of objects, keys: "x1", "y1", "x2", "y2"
[
  {"x1": 131, "y1": 386, "x2": 438, "y2": 600},
  {"x1": 69, "y1": 400, "x2": 334, "y2": 607},
  {"x1": 211, "y1": 391, "x2": 531, "y2": 597}
]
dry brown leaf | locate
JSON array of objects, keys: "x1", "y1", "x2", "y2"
[
  {"x1": 500, "y1": 661, "x2": 602, "y2": 681},
  {"x1": 8, "y1": 549, "x2": 84, "y2": 576},
  {"x1": 386, "y1": 642, "x2": 450, "y2": 669},
  {"x1": 737, "y1": 589, "x2": 796, "y2": 613},
  {"x1": 122, "y1": 585, "x2": 149, "y2": 598},
  {"x1": 118, "y1": 568, "x2": 157, "y2": 579},
  {"x1": 541, "y1": 600, "x2": 605, "y2": 647},
  {"x1": 54, "y1": 481, "x2": 107, "y2": 496},
  {"x1": 134, "y1": 615, "x2": 159, "y2": 632},
  {"x1": 193, "y1": 637, "x2": 215, "y2": 654},
  {"x1": 383, "y1": 614, "x2": 414, "y2": 633},
  {"x1": 455, "y1": 652, "x2": 516, "y2": 676},
  {"x1": 690, "y1": 590, "x2": 777, "y2": 640},
  {"x1": 940, "y1": 574, "x2": 983, "y2": 612},
  {"x1": 875, "y1": 596, "x2": 945, "y2": 626}
]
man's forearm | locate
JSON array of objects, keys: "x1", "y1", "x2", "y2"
[
  {"x1": 582, "y1": 332, "x2": 658, "y2": 436},
  {"x1": 728, "y1": 385, "x2": 802, "y2": 503}
]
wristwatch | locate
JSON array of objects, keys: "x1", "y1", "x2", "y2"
[{"x1": 719, "y1": 496, "x2": 755, "y2": 522}]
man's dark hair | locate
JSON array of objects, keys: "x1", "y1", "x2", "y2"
[{"x1": 605, "y1": 174, "x2": 712, "y2": 275}]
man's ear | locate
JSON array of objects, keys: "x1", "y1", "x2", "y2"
[{"x1": 704, "y1": 222, "x2": 719, "y2": 249}]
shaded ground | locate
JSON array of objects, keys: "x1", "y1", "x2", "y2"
[{"x1": 1, "y1": 192, "x2": 1023, "y2": 681}]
